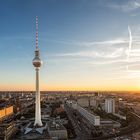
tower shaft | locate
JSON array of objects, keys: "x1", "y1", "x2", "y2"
[
  {"x1": 32, "y1": 16, "x2": 43, "y2": 127},
  {"x1": 34, "y1": 67, "x2": 42, "y2": 126}
]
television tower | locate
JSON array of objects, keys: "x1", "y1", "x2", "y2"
[{"x1": 32, "y1": 16, "x2": 43, "y2": 126}]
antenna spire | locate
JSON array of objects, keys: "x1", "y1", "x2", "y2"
[{"x1": 36, "y1": 16, "x2": 39, "y2": 50}]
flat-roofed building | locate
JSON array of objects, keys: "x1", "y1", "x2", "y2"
[
  {"x1": 77, "y1": 105, "x2": 100, "y2": 126},
  {"x1": 67, "y1": 100, "x2": 100, "y2": 126},
  {"x1": 48, "y1": 121, "x2": 68, "y2": 140},
  {"x1": 0, "y1": 106, "x2": 13, "y2": 120},
  {"x1": 90, "y1": 97, "x2": 98, "y2": 108},
  {"x1": 77, "y1": 98, "x2": 89, "y2": 107}
]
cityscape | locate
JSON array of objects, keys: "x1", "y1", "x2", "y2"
[{"x1": 1, "y1": 0, "x2": 140, "y2": 140}]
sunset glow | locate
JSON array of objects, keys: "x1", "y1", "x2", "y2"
[{"x1": 1, "y1": 0, "x2": 140, "y2": 91}]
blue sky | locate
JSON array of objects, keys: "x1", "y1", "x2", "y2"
[{"x1": 1, "y1": 0, "x2": 140, "y2": 91}]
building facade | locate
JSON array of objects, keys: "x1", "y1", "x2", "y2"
[{"x1": 105, "y1": 98, "x2": 115, "y2": 113}]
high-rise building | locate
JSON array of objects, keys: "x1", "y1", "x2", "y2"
[
  {"x1": 32, "y1": 16, "x2": 43, "y2": 126},
  {"x1": 105, "y1": 98, "x2": 115, "y2": 113}
]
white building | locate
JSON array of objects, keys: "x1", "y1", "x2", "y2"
[
  {"x1": 77, "y1": 105, "x2": 100, "y2": 126},
  {"x1": 67, "y1": 100, "x2": 100, "y2": 126},
  {"x1": 105, "y1": 98, "x2": 115, "y2": 113}
]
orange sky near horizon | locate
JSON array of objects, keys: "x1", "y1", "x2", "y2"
[{"x1": 0, "y1": 82, "x2": 140, "y2": 91}]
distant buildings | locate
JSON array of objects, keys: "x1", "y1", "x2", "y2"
[
  {"x1": 54, "y1": 106, "x2": 65, "y2": 114},
  {"x1": 90, "y1": 97, "x2": 98, "y2": 108},
  {"x1": 77, "y1": 97, "x2": 98, "y2": 108},
  {"x1": 105, "y1": 98, "x2": 115, "y2": 113},
  {"x1": 77, "y1": 98, "x2": 89, "y2": 107}
]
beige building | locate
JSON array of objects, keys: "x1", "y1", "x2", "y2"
[{"x1": 0, "y1": 106, "x2": 13, "y2": 120}]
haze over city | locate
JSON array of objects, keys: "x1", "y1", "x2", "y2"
[{"x1": 1, "y1": 0, "x2": 140, "y2": 91}]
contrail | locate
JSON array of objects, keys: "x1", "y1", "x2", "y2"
[
  {"x1": 127, "y1": 26, "x2": 132, "y2": 60},
  {"x1": 126, "y1": 26, "x2": 132, "y2": 71}
]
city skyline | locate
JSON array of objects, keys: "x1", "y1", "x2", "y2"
[{"x1": 1, "y1": 0, "x2": 140, "y2": 91}]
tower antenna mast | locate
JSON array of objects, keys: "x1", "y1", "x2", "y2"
[{"x1": 36, "y1": 16, "x2": 39, "y2": 50}]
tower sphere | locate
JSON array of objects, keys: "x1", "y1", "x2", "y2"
[
  {"x1": 32, "y1": 50, "x2": 43, "y2": 67},
  {"x1": 32, "y1": 57, "x2": 42, "y2": 67}
]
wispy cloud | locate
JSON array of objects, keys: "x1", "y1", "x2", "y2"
[
  {"x1": 57, "y1": 47, "x2": 125, "y2": 59},
  {"x1": 46, "y1": 38, "x2": 128, "y2": 47},
  {"x1": 52, "y1": 37, "x2": 129, "y2": 60},
  {"x1": 49, "y1": 25, "x2": 140, "y2": 81},
  {"x1": 52, "y1": 34, "x2": 140, "y2": 64},
  {"x1": 81, "y1": 39, "x2": 127, "y2": 46},
  {"x1": 106, "y1": 0, "x2": 140, "y2": 12},
  {"x1": 112, "y1": 67, "x2": 140, "y2": 79},
  {"x1": 52, "y1": 35, "x2": 140, "y2": 65},
  {"x1": 113, "y1": 73, "x2": 140, "y2": 79}
]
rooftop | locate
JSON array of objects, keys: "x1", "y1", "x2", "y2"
[{"x1": 48, "y1": 121, "x2": 66, "y2": 131}]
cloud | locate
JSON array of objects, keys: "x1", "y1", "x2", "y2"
[
  {"x1": 56, "y1": 47, "x2": 125, "y2": 59},
  {"x1": 112, "y1": 68, "x2": 140, "y2": 79},
  {"x1": 46, "y1": 38, "x2": 128, "y2": 47},
  {"x1": 52, "y1": 35, "x2": 140, "y2": 65},
  {"x1": 126, "y1": 26, "x2": 132, "y2": 71},
  {"x1": 106, "y1": 0, "x2": 140, "y2": 12},
  {"x1": 49, "y1": 26, "x2": 140, "y2": 82},
  {"x1": 87, "y1": 57, "x2": 140, "y2": 66},
  {"x1": 88, "y1": 59, "x2": 126, "y2": 65},
  {"x1": 81, "y1": 39, "x2": 127, "y2": 46},
  {"x1": 52, "y1": 37, "x2": 128, "y2": 60},
  {"x1": 113, "y1": 73, "x2": 140, "y2": 79},
  {"x1": 130, "y1": 13, "x2": 140, "y2": 16}
]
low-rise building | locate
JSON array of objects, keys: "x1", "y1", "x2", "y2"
[
  {"x1": 48, "y1": 121, "x2": 68, "y2": 140},
  {"x1": 0, "y1": 106, "x2": 13, "y2": 120},
  {"x1": 77, "y1": 98, "x2": 89, "y2": 107},
  {"x1": 77, "y1": 105, "x2": 100, "y2": 126},
  {"x1": 90, "y1": 97, "x2": 97, "y2": 108},
  {"x1": 67, "y1": 100, "x2": 100, "y2": 126}
]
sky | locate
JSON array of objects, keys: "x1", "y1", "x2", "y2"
[{"x1": 1, "y1": 0, "x2": 140, "y2": 91}]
